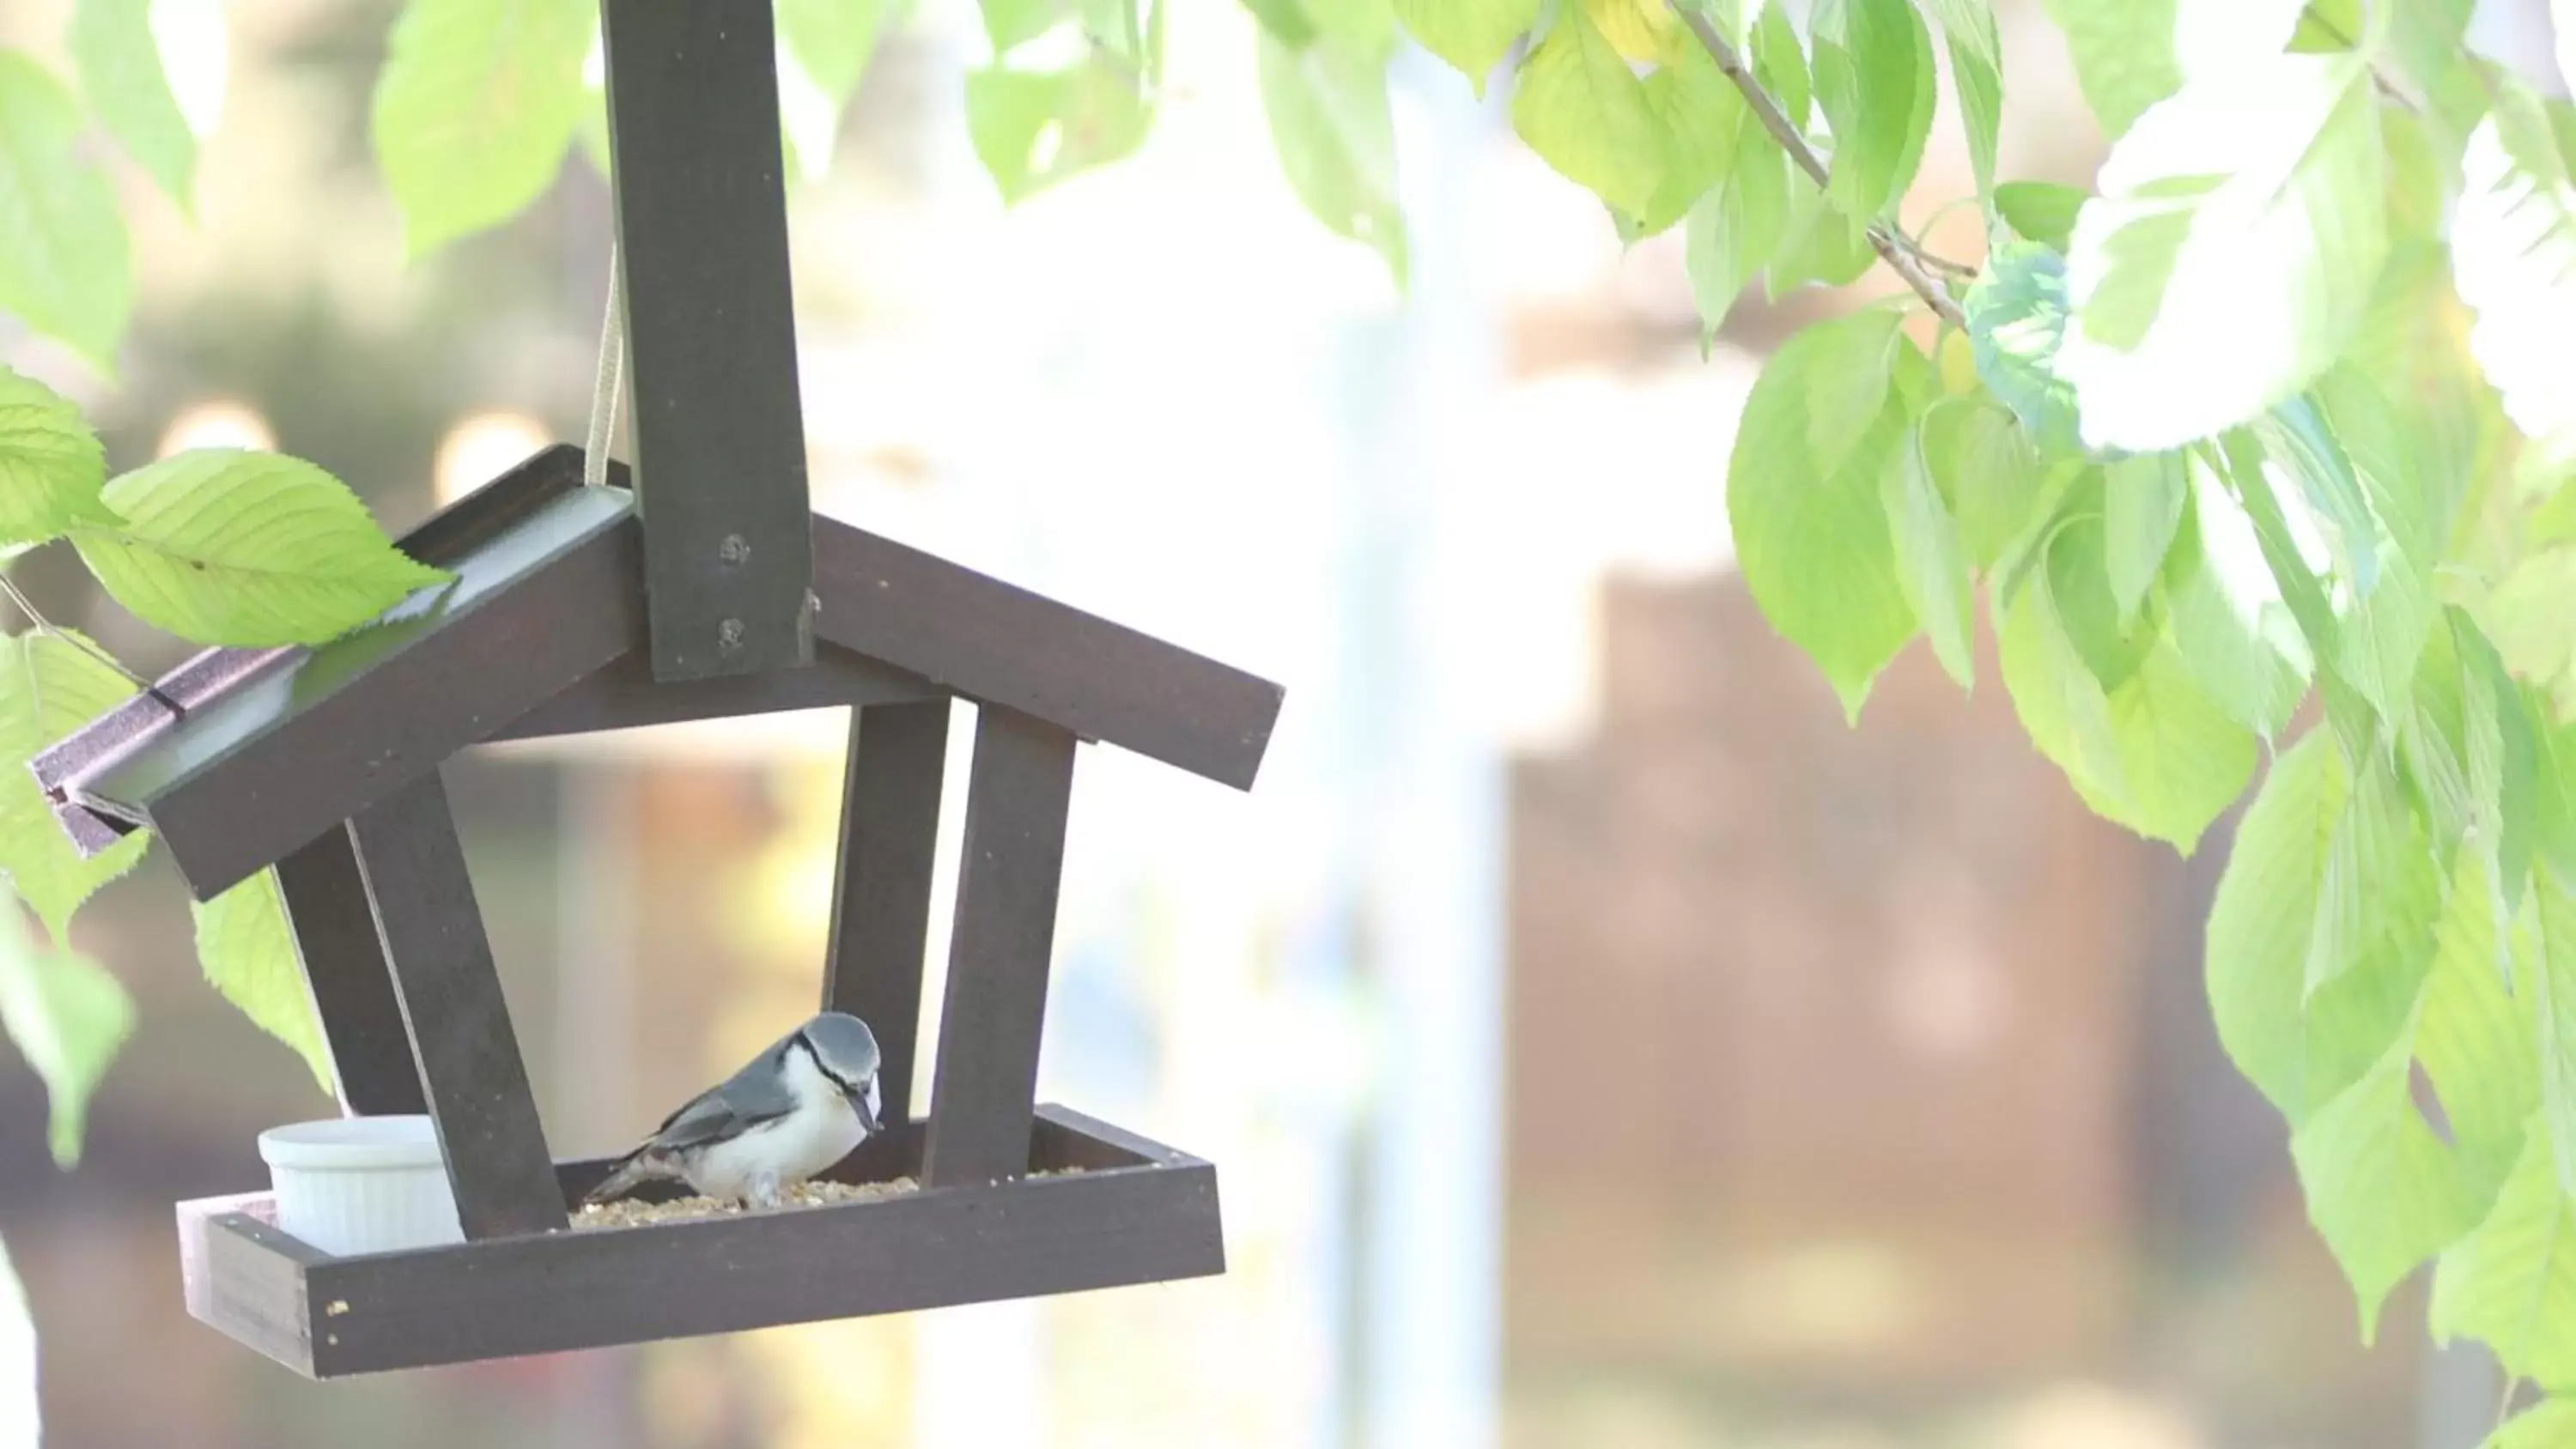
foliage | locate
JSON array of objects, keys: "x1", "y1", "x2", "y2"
[{"x1": 3, "y1": 0, "x2": 2576, "y2": 1423}]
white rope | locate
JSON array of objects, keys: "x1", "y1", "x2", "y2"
[{"x1": 584, "y1": 240, "x2": 625, "y2": 491}]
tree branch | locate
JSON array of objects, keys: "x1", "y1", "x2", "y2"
[{"x1": 1674, "y1": 6, "x2": 1969, "y2": 330}]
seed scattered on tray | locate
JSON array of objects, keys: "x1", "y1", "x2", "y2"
[{"x1": 573, "y1": 1177, "x2": 920, "y2": 1229}]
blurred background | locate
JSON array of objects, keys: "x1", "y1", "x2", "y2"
[{"x1": 0, "y1": 0, "x2": 2529, "y2": 1446}]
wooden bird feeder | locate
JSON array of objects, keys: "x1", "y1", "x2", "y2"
[{"x1": 32, "y1": 0, "x2": 1279, "y2": 1379}]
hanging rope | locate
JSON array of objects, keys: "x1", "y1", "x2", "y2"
[{"x1": 584, "y1": 240, "x2": 625, "y2": 492}]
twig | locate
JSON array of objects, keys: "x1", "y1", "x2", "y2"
[
  {"x1": 1674, "y1": 5, "x2": 1970, "y2": 330},
  {"x1": 2495, "y1": 1374, "x2": 2525, "y2": 1437},
  {"x1": 0, "y1": 569, "x2": 176, "y2": 711}
]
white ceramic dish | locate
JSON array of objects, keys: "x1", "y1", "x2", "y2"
[{"x1": 257, "y1": 1116, "x2": 464, "y2": 1258}]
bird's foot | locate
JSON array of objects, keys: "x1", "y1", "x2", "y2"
[{"x1": 748, "y1": 1171, "x2": 783, "y2": 1211}]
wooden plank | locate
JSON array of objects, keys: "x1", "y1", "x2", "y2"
[
  {"x1": 349, "y1": 771, "x2": 568, "y2": 1240},
  {"x1": 600, "y1": 0, "x2": 815, "y2": 682},
  {"x1": 496, "y1": 644, "x2": 937, "y2": 742},
  {"x1": 1031, "y1": 1102, "x2": 1200, "y2": 1172},
  {"x1": 298, "y1": 1161, "x2": 1221, "y2": 1375},
  {"x1": 72, "y1": 482, "x2": 644, "y2": 900},
  {"x1": 922, "y1": 709, "x2": 1076, "y2": 1188},
  {"x1": 811, "y1": 518, "x2": 1284, "y2": 791},
  {"x1": 276, "y1": 826, "x2": 427, "y2": 1116},
  {"x1": 192, "y1": 1210, "x2": 323, "y2": 1375},
  {"x1": 823, "y1": 700, "x2": 951, "y2": 1125},
  {"x1": 184, "y1": 1107, "x2": 1223, "y2": 1376}
]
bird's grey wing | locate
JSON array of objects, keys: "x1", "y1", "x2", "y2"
[{"x1": 647, "y1": 1046, "x2": 799, "y2": 1151}]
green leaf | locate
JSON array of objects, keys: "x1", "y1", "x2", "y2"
[
  {"x1": 71, "y1": 450, "x2": 452, "y2": 648},
  {"x1": 1625, "y1": 46, "x2": 1746, "y2": 234},
  {"x1": 2304, "y1": 746, "x2": 2437, "y2": 1001},
  {"x1": 2036, "y1": 0, "x2": 2178, "y2": 140},
  {"x1": 2208, "y1": 734, "x2": 2431, "y2": 1123},
  {"x1": 1726, "y1": 311, "x2": 1919, "y2": 720},
  {"x1": 1882, "y1": 422, "x2": 1974, "y2": 689},
  {"x1": 2419, "y1": 849, "x2": 2540, "y2": 1209},
  {"x1": 1964, "y1": 239, "x2": 2081, "y2": 457},
  {"x1": 1261, "y1": 32, "x2": 1407, "y2": 284},
  {"x1": 370, "y1": 0, "x2": 594, "y2": 257},
  {"x1": 2044, "y1": 476, "x2": 2159, "y2": 690},
  {"x1": 965, "y1": 49, "x2": 1157, "y2": 204},
  {"x1": 1998, "y1": 573, "x2": 2256, "y2": 852},
  {"x1": 2490, "y1": 1399, "x2": 2576, "y2": 1449},
  {"x1": 2160, "y1": 456, "x2": 2311, "y2": 736},
  {"x1": 2525, "y1": 870, "x2": 2576, "y2": 1202},
  {"x1": 1510, "y1": 3, "x2": 1659, "y2": 218},
  {"x1": 1751, "y1": 1, "x2": 1808, "y2": 130},
  {"x1": 1948, "y1": 30, "x2": 2001, "y2": 202},
  {"x1": 780, "y1": 0, "x2": 897, "y2": 103},
  {"x1": 2251, "y1": 395, "x2": 2379, "y2": 597},
  {"x1": 2432, "y1": 1119, "x2": 2576, "y2": 1386},
  {"x1": 70, "y1": 0, "x2": 198, "y2": 212},
  {"x1": 0, "y1": 51, "x2": 133, "y2": 371},
  {"x1": 0, "y1": 1232, "x2": 31, "y2": 1448},
  {"x1": 0, "y1": 910, "x2": 131, "y2": 1167},
  {"x1": 1766, "y1": 169, "x2": 1877, "y2": 294},
  {"x1": 2291, "y1": 1016, "x2": 2479, "y2": 1342},
  {"x1": 1242, "y1": 0, "x2": 1319, "y2": 44},
  {"x1": 2288, "y1": 0, "x2": 2360, "y2": 50},
  {"x1": 1808, "y1": 0, "x2": 1935, "y2": 222},
  {"x1": 193, "y1": 869, "x2": 334, "y2": 1096},
  {"x1": 1685, "y1": 112, "x2": 1790, "y2": 349},
  {"x1": 1391, "y1": 0, "x2": 1538, "y2": 90},
  {"x1": 0, "y1": 632, "x2": 150, "y2": 945},
  {"x1": 2220, "y1": 429, "x2": 2341, "y2": 672},
  {"x1": 2057, "y1": 58, "x2": 2386, "y2": 452},
  {"x1": 1918, "y1": 0, "x2": 1997, "y2": 70},
  {"x1": 2103, "y1": 452, "x2": 2184, "y2": 622},
  {"x1": 0, "y1": 367, "x2": 118, "y2": 547},
  {"x1": 1994, "y1": 180, "x2": 2085, "y2": 248},
  {"x1": 1919, "y1": 395, "x2": 2044, "y2": 570}
]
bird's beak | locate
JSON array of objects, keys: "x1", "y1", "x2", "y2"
[{"x1": 849, "y1": 1081, "x2": 882, "y2": 1136}]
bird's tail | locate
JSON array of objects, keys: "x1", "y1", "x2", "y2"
[{"x1": 581, "y1": 1148, "x2": 675, "y2": 1207}]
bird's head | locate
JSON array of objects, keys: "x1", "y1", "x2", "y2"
[{"x1": 798, "y1": 1011, "x2": 884, "y2": 1135}]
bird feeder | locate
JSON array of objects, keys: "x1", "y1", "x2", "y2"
[{"x1": 32, "y1": 0, "x2": 1279, "y2": 1379}]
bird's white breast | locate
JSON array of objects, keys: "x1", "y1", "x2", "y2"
[{"x1": 684, "y1": 1047, "x2": 866, "y2": 1201}]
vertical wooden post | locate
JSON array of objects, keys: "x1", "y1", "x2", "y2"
[
  {"x1": 599, "y1": 0, "x2": 816, "y2": 682},
  {"x1": 348, "y1": 769, "x2": 568, "y2": 1239},
  {"x1": 276, "y1": 827, "x2": 427, "y2": 1117},
  {"x1": 822, "y1": 700, "x2": 951, "y2": 1128},
  {"x1": 921, "y1": 708, "x2": 1077, "y2": 1188}
]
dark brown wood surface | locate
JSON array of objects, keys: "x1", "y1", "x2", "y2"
[
  {"x1": 75, "y1": 478, "x2": 644, "y2": 900},
  {"x1": 276, "y1": 827, "x2": 426, "y2": 1116},
  {"x1": 923, "y1": 708, "x2": 1077, "y2": 1188},
  {"x1": 812, "y1": 519, "x2": 1282, "y2": 791},
  {"x1": 823, "y1": 700, "x2": 952, "y2": 1126},
  {"x1": 600, "y1": 0, "x2": 816, "y2": 682},
  {"x1": 349, "y1": 771, "x2": 568, "y2": 1240},
  {"x1": 496, "y1": 645, "x2": 936, "y2": 741},
  {"x1": 182, "y1": 1106, "x2": 1223, "y2": 1378}
]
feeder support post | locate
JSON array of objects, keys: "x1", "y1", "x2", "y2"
[
  {"x1": 599, "y1": 0, "x2": 817, "y2": 682},
  {"x1": 922, "y1": 708, "x2": 1078, "y2": 1187}
]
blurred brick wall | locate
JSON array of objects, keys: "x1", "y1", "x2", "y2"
[{"x1": 1504, "y1": 573, "x2": 2157, "y2": 1396}]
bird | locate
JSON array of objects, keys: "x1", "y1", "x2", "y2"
[{"x1": 583, "y1": 1011, "x2": 886, "y2": 1210}]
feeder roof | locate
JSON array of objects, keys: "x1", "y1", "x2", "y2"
[{"x1": 36, "y1": 445, "x2": 1282, "y2": 900}]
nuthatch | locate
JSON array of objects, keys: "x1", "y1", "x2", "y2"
[{"x1": 584, "y1": 1011, "x2": 886, "y2": 1210}]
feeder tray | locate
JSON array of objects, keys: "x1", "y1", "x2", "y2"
[{"x1": 36, "y1": 0, "x2": 1278, "y2": 1379}]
